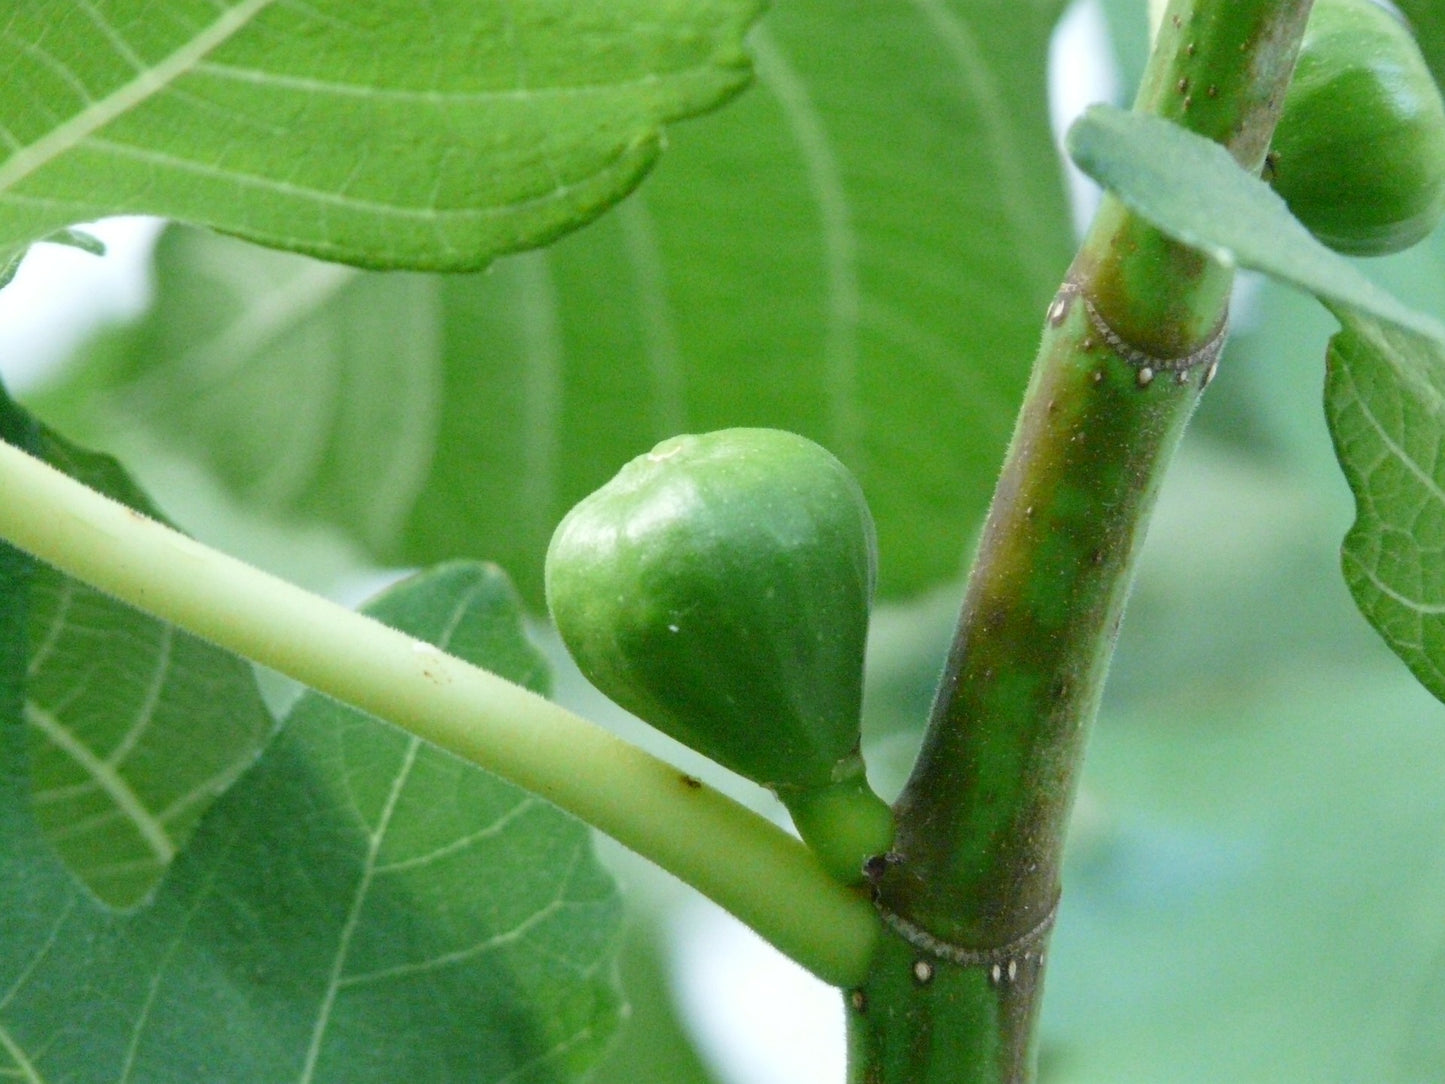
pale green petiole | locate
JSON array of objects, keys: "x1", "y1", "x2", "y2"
[{"x1": 0, "y1": 438, "x2": 880, "y2": 988}]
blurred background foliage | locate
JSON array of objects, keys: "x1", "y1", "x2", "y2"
[{"x1": 3, "y1": 0, "x2": 1445, "y2": 1080}]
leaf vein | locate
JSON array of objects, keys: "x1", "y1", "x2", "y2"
[
  {"x1": 1348, "y1": 548, "x2": 1445, "y2": 617},
  {"x1": 1345, "y1": 354, "x2": 1445, "y2": 513},
  {"x1": 750, "y1": 26, "x2": 862, "y2": 461},
  {"x1": 23, "y1": 701, "x2": 174, "y2": 862},
  {"x1": 73, "y1": 0, "x2": 149, "y2": 72},
  {"x1": 492, "y1": 1024, "x2": 596, "y2": 1084},
  {"x1": 0, "y1": 0, "x2": 278, "y2": 195},
  {"x1": 372, "y1": 797, "x2": 539, "y2": 876},
  {"x1": 193, "y1": 61, "x2": 681, "y2": 104},
  {"x1": 514, "y1": 251, "x2": 564, "y2": 543},
  {"x1": 616, "y1": 195, "x2": 686, "y2": 439},
  {"x1": 155, "y1": 759, "x2": 254, "y2": 825},
  {"x1": 57, "y1": 136, "x2": 622, "y2": 222},
  {"x1": 906, "y1": 0, "x2": 1054, "y2": 287},
  {"x1": 0, "y1": 1027, "x2": 46, "y2": 1084},
  {"x1": 107, "y1": 623, "x2": 174, "y2": 768},
  {"x1": 296, "y1": 736, "x2": 421, "y2": 1084},
  {"x1": 0, "y1": 897, "x2": 77, "y2": 1013},
  {"x1": 26, "y1": 578, "x2": 75, "y2": 679},
  {"x1": 335, "y1": 896, "x2": 566, "y2": 991}
]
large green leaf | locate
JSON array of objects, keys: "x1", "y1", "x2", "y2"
[
  {"x1": 0, "y1": 562, "x2": 624, "y2": 1082},
  {"x1": 1324, "y1": 314, "x2": 1445, "y2": 703},
  {"x1": 0, "y1": 0, "x2": 761, "y2": 269},
  {"x1": 37, "y1": 0, "x2": 1075, "y2": 604}
]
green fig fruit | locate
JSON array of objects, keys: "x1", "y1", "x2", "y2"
[
  {"x1": 545, "y1": 428, "x2": 892, "y2": 884},
  {"x1": 1268, "y1": 0, "x2": 1445, "y2": 256}
]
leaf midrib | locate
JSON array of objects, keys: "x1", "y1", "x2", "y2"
[{"x1": 0, "y1": 0, "x2": 276, "y2": 196}]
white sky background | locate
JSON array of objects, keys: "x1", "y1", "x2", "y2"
[
  {"x1": 0, "y1": 3, "x2": 1120, "y2": 1081},
  {"x1": 0, "y1": 216, "x2": 162, "y2": 392}
]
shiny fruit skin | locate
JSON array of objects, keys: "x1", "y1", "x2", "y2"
[
  {"x1": 1269, "y1": 0, "x2": 1445, "y2": 256},
  {"x1": 545, "y1": 429, "x2": 876, "y2": 794}
]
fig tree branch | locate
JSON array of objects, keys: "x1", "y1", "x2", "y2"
[{"x1": 848, "y1": 1, "x2": 1316, "y2": 1079}]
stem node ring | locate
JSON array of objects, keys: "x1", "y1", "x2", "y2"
[{"x1": 873, "y1": 894, "x2": 1059, "y2": 970}]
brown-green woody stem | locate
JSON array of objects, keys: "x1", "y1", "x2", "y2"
[{"x1": 849, "y1": 1, "x2": 1314, "y2": 1080}]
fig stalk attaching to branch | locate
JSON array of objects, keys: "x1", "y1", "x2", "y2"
[{"x1": 0, "y1": 435, "x2": 880, "y2": 988}]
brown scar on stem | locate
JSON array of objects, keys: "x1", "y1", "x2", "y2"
[{"x1": 1058, "y1": 277, "x2": 1228, "y2": 389}]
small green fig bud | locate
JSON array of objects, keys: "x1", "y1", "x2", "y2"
[
  {"x1": 545, "y1": 428, "x2": 892, "y2": 883},
  {"x1": 1268, "y1": 0, "x2": 1445, "y2": 256}
]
